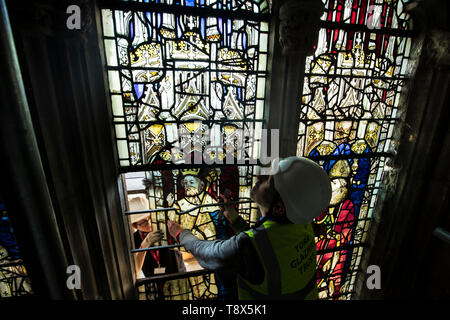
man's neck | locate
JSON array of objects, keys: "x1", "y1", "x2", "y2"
[{"x1": 258, "y1": 204, "x2": 269, "y2": 217}]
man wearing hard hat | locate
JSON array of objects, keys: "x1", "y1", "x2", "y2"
[
  {"x1": 168, "y1": 156, "x2": 332, "y2": 300},
  {"x1": 130, "y1": 196, "x2": 185, "y2": 278}
]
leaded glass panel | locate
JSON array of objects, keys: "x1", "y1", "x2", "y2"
[
  {"x1": 298, "y1": 0, "x2": 414, "y2": 300},
  {"x1": 101, "y1": 4, "x2": 269, "y2": 168},
  {"x1": 124, "y1": 0, "x2": 270, "y2": 14},
  {"x1": 0, "y1": 194, "x2": 33, "y2": 298},
  {"x1": 101, "y1": 0, "x2": 269, "y2": 300}
]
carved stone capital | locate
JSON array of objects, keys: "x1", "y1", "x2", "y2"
[{"x1": 278, "y1": 0, "x2": 324, "y2": 56}]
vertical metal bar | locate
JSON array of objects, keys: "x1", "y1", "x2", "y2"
[{"x1": 164, "y1": 208, "x2": 169, "y2": 245}]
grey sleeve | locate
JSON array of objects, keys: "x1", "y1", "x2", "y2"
[
  {"x1": 178, "y1": 229, "x2": 249, "y2": 272},
  {"x1": 230, "y1": 215, "x2": 250, "y2": 234}
]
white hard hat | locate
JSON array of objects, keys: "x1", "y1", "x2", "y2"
[
  {"x1": 273, "y1": 156, "x2": 331, "y2": 224},
  {"x1": 128, "y1": 196, "x2": 150, "y2": 224}
]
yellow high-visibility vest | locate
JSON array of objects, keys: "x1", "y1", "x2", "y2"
[{"x1": 238, "y1": 219, "x2": 318, "y2": 300}]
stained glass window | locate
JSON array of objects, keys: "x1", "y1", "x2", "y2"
[
  {"x1": 297, "y1": 0, "x2": 414, "y2": 300},
  {"x1": 100, "y1": 0, "x2": 270, "y2": 300},
  {"x1": 0, "y1": 194, "x2": 33, "y2": 298}
]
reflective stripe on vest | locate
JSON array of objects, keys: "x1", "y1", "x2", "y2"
[{"x1": 238, "y1": 221, "x2": 317, "y2": 300}]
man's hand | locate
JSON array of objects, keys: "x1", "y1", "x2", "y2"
[
  {"x1": 141, "y1": 230, "x2": 163, "y2": 248},
  {"x1": 218, "y1": 190, "x2": 239, "y2": 223},
  {"x1": 167, "y1": 220, "x2": 184, "y2": 239}
]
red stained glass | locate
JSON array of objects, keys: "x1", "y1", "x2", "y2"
[{"x1": 300, "y1": 0, "x2": 414, "y2": 300}]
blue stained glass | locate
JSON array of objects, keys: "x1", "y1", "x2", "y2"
[
  {"x1": 345, "y1": 151, "x2": 371, "y2": 273},
  {"x1": 318, "y1": 142, "x2": 351, "y2": 172},
  {"x1": 0, "y1": 195, "x2": 21, "y2": 260},
  {"x1": 200, "y1": 17, "x2": 205, "y2": 39},
  {"x1": 218, "y1": 17, "x2": 223, "y2": 33},
  {"x1": 309, "y1": 148, "x2": 319, "y2": 158},
  {"x1": 177, "y1": 18, "x2": 183, "y2": 37},
  {"x1": 121, "y1": 0, "x2": 270, "y2": 13},
  {"x1": 337, "y1": 143, "x2": 351, "y2": 154},
  {"x1": 134, "y1": 84, "x2": 145, "y2": 100},
  {"x1": 130, "y1": 21, "x2": 134, "y2": 40},
  {"x1": 351, "y1": 149, "x2": 372, "y2": 213},
  {"x1": 312, "y1": 141, "x2": 372, "y2": 221},
  {"x1": 209, "y1": 210, "x2": 227, "y2": 240},
  {"x1": 354, "y1": 147, "x2": 371, "y2": 182},
  {"x1": 0, "y1": 217, "x2": 21, "y2": 260}
]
